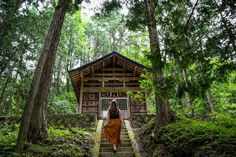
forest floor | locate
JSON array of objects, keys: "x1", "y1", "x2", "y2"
[
  {"x1": 133, "y1": 114, "x2": 236, "y2": 157},
  {"x1": 1, "y1": 114, "x2": 236, "y2": 157},
  {"x1": 0, "y1": 121, "x2": 95, "y2": 157}
]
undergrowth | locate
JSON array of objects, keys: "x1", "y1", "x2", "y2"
[
  {"x1": 0, "y1": 125, "x2": 94, "y2": 157},
  {"x1": 137, "y1": 114, "x2": 236, "y2": 157}
]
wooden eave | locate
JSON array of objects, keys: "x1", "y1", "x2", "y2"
[{"x1": 68, "y1": 51, "x2": 147, "y2": 102}]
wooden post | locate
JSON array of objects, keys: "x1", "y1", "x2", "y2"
[
  {"x1": 133, "y1": 66, "x2": 137, "y2": 76},
  {"x1": 79, "y1": 77, "x2": 84, "y2": 114},
  {"x1": 127, "y1": 95, "x2": 131, "y2": 118},
  {"x1": 99, "y1": 92, "x2": 101, "y2": 119}
]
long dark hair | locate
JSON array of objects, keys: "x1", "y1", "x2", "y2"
[{"x1": 109, "y1": 100, "x2": 119, "y2": 116}]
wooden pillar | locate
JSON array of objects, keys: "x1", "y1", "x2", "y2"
[
  {"x1": 127, "y1": 95, "x2": 131, "y2": 117},
  {"x1": 99, "y1": 92, "x2": 101, "y2": 119},
  {"x1": 79, "y1": 76, "x2": 84, "y2": 114},
  {"x1": 133, "y1": 66, "x2": 137, "y2": 76}
]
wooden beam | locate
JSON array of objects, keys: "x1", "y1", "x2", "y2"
[
  {"x1": 94, "y1": 73, "x2": 134, "y2": 77},
  {"x1": 83, "y1": 87, "x2": 144, "y2": 93},
  {"x1": 79, "y1": 79, "x2": 84, "y2": 114},
  {"x1": 127, "y1": 96, "x2": 131, "y2": 117},
  {"x1": 123, "y1": 61, "x2": 126, "y2": 68},
  {"x1": 91, "y1": 66, "x2": 94, "y2": 77},
  {"x1": 80, "y1": 72, "x2": 84, "y2": 78},
  {"x1": 99, "y1": 92, "x2": 101, "y2": 118},
  {"x1": 84, "y1": 77, "x2": 141, "y2": 82},
  {"x1": 101, "y1": 68, "x2": 124, "y2": 71},
  {"x1": 78, "y1": 72, "x2": 84, "y2": 114},
  {"x1": 133, "y1": 66, "x2": 137, "y2": 76},
  {"x1": 112, "y1": 56, "x2": 115, "y2": 67}
]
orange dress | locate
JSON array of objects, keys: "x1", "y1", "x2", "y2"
[{"x1": 103, "y1": 118, "x2": 122, "y2": 145}]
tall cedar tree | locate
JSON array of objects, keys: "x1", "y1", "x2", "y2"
[
  {"x1": 101, "y1": 0, "x2": 176, "y2": 127},
  {"x1": 144, "y1": 0, "x2": 176, "y2": 128},
  {"x1": 17, "y1": 0, "x2": 70, "y2": 150}
]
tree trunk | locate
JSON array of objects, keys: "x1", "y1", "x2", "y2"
[
  {"x1": 220, "y1": 13, "x2": 236, "y2": 53},
  {"x1": 55, "y1": 56, "x2": 62, "y2": 96},
  {"x1": 66, "y1": 62, "x2": 70, "y2": 93},
  {"x1": 144, "y1": 0, "x2": 176, "y2": 128},
  {"x1": 0, "y1": 77, "x2": 10, "y2": 106},
  {"x1": 182, "y1": 69, "x2": 192, "y2": 110},
  {"x1": 206, "y1": 89, "x2": 215, "y2": 113},
  {"x1": 16, "y1": 0, "x2": 69, "y2": 150}
]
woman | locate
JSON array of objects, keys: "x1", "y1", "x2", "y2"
[{"x1": 103, "y1": 100, "x2": 124, "y2": 152}]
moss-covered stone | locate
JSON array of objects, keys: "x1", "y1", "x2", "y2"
[
  {"x1": 0, "y1": 122, "x2": 95, "y2": 156},
  {"x1": 135, "y1": 114, "x2": 236, "y2": 157},
  {"x1": 129, "y1": 114, "x2": 155, "y2": 128},
  {"x1": 0, "y1": 114, "x2": 97, "y2": 131}
]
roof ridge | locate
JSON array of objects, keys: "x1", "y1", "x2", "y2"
[{"x1": 68, "y1": 51, "x2": 146, "y2": 73}]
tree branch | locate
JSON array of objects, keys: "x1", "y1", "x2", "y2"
[{"x1": 184, "y1": 0, "x2": 200, "y2": 31}]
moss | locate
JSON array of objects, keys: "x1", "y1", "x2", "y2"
[
  {"x1": 137, "y1": 114, "x2": 236, "y2": 157},
  {"x1": 0, "y1": 125, "x2": 94, "y2": 157},
  {"x1": 27, "y1": 144, "x2": 55, "y2": 155}
]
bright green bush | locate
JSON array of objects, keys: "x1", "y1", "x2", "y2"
[{"x1": 0, "y1": 124, "x2": 18, "y2": 146}]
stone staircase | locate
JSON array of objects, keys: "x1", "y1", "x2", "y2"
[{"x1": 99, "y1": 123, "x2": 135, "y2": 157}]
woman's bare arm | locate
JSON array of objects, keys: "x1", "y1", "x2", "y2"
[
  {"x1": 119, "y1": 110, "x2": 125, "y2": 127},
  {"x1": 104, "y1": 110, "x2": 110, "y2": 126}
]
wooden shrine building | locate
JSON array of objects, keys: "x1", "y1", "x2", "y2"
[{"x1": 68, "y1": 52, "x2": 147, "y2": 119}]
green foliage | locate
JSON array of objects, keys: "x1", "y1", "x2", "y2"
[
  {"x1": 138, "y1": 114, "x2": 236, "y2": 157},
  {"x1": 26, "y1": 144, "x2": 55, "y2": 155},
  {"x1": 0, "y1": 124, "x2": 19, "y2": 152},
  {"x1": 48, "y1": 126, "x2": 72, "y2": 137},
  {"x1": 48, "y1": 95, "x2": 76, "y2": 114},
  {"x1": 126, "y1": 91, "x2": 145, "y2": 103},
  {"x1": 0, "y1": 125, "x2": 94, "y2": 157},
  {"x1": 211, "y1": 72, "x2": 236, "y2": 115},
  {"x1": 212, "y1": 113, "x2": 236, "y2": 128}
]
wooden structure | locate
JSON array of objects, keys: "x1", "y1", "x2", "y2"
[{"x1": 68, "y1": 52, "x2": 147, "y2": 119}]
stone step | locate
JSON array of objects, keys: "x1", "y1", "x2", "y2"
[
  {"x1": 121, "y1": 132, "x2": 128, "y2": 135},
  {"x1": 102, "y1": 130, "x2": 128, "y2": 133},
  {"x1": 121, "y1": 136, "x2": 129, "y2": 139},
  {"x1": 101, "y1": 137, "x2": 130, "y2": 140},
  {"x1": 101, "y1": 132, "x2": 128, "y2": 136},
  {"x1": 102, "y1": 132, "x2": 128, "y2": 136},
  {"x1": 101, "y1": 140, "x2": 130, "y2": 144},
  {"x1": 100, "y1": 143, "x2": 131, "y2": 147},
  {"x1": 121, "y1": 134, "x2": 129, "y2": 137},
  {"x1": 121, "y1": 132, "x2": 128, "y2": 134},
  {"x1": 101, "y1": 139, "x2": 131, "y2": 143},
  {"x1": 99, "y1": 152, "x2": 134, "y2": 157},
  {"x1": 100, "y1": 141, "x2": 131, "y2": 145},
  {"x1": 100, "y1": 147, "x2": 133, "y2": 152}
]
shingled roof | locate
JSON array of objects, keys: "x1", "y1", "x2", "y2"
[
  {"x1": 68, "y1": 51, "x2": 147, "y2": 103},
  {"x1": 69, "y1": 51, "x2": 146, "y2": 73}
]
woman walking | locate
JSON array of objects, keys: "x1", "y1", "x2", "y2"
[{"x1": 103, "y1": 100, "x2": 124, "y2": 153}]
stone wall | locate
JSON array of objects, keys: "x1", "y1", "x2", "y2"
[
  {"x1": 0, "y1": 114, "x2": 97, "y2": 130},
  {"x1": 129, "y1": 114, "x2": 155, "y2": 128}
]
